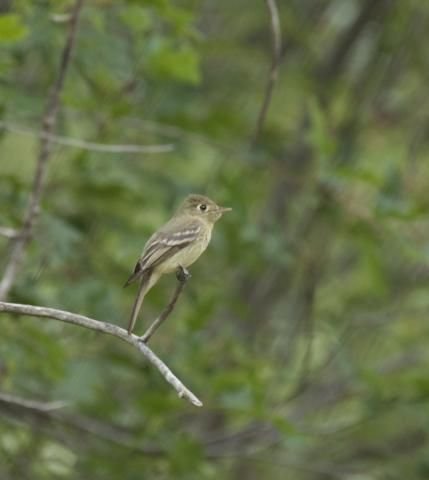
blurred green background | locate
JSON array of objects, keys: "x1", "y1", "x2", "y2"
[{"x1": 1, "y1": 0, "x2": 429, "y2": 478}]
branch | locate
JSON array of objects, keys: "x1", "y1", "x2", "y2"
[
  {"x1": 0, "y1": 391, "x2": 69, "y2": 413},
  {"x1": 0, "y1": 391, "x2": 165, "y2": 456},
  {"x1": 253, "y1": 0, "x2": 282, "y2": 143},
  {"x1": 0, "y1": 0, "x2": 85, "y2": 301},
  {"x1": 141, "y1": 267, "x2": 190, "y2": 343},
  {"x1": 0, "y1": 121, "x2": 174, "y2": 154},
  {"x1": 0, "y1": 301, "x2": 203, "y2": 407}
]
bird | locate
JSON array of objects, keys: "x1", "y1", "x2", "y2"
[{"x1": 124, "y1": 194, "x2": 231, "y2": 335}]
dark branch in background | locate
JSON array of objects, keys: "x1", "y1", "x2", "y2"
[
  {"x1": 0, "y1": 393, "x2": 380, "y2": 480},
  {"x1": 244, "y1": 0, "x2": 394, "y2": 326},
  {"x1": 0, "y1": 392, "x2": 164, "y2": 456},
  {"x1": 0, "y1": 121, "x2": 174, "y2": 154},
  {"x1": 0, "y1": 0, "x2": 85, "y2": 301},
  {"x1": 0, "y1": 0, "x2": 12, "y2": 14},
  {"x1": 253, "y1": 0, "x2": 282, "y2": 143},
  {"x1": 319, "y1": 0, "x2": 392, "y2": 82},
  {"x1": 0, "y1": 302, "x2": 202, "y2": 407},
  {"x1": 0, "y1": 348, "x2": 421, "y2": 462},
  {"x1": 141, "y1": 267, "x2": 190, "y2": 343}
]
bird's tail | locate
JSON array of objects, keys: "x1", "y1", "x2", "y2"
[
  {"x1": 124, "y1": 260, "x2": 144, "y2": 287},
  {"x1": 127, "y1": 271, "x2": 155, "y2": 335}
]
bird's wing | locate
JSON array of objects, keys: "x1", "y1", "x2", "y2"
[{"x1": 124, "y1": 220, "x2": 201, "y2": 286}]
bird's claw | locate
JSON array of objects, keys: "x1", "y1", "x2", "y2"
[{"x1": 176, "y1": 266, "x2": 191, "y2": 282}]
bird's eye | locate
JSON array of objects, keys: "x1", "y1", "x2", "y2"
[{"x1": 198, "y1": 204, "x2": 207, "y2": 212}]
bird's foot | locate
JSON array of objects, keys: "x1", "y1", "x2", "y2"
[{"x1": 176, "y1": 265, "x2": 191, "y2": 283}]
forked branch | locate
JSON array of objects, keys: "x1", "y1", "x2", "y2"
[{"x1": 0, "y1": 301, "x2": 203, "y2": 407}]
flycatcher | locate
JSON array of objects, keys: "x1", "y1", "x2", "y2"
[{"x1": 125, "y1": 194, "x2": 231, "y2": 334}]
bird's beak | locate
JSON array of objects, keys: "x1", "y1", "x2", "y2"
[{"x1": 218, "y1": 206, "x2": 232, "y2": 213}]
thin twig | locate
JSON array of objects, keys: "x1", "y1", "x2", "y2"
[
  {"x1": 0, "y1": 227, "x2": 19, "y2": 239},
  {"x1": 0, "y1": 121, "x2": 174, "y2": 154},
  {"x1": 0, "y1": 301, "x2": 203, "y2": 407},
  {"x1": 0, "y1": 0, "x2": 85, "y2": 301},
  {"x1": 253, "y1": 0, "x2": 282, "y2": 143},
  {"x1": 0, "y1": 391, "x2": 69, "y2": 412},
  {"x1": 141, "y1": 269, "x2": 190, "y2": 343}
]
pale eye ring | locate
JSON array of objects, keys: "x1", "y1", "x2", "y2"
[{"x1": 198, "y1": 204, "x2": 207, "y2": 212}]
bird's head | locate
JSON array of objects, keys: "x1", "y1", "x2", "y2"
[{"x1": 177, "y1": 194, "x2": 232, "y2": 223}]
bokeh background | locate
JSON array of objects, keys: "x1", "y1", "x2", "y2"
[{"x1": 1, "y1": 0, "x2": 429, "y2": 478}]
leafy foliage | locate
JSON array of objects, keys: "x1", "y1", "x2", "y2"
[{"x1": 1, "y1": 0, "x2": 429, "y2": 478}]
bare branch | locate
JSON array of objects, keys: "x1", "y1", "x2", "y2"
[
  {"x1": 0, "y1": 121, "x2": 174, "y2": 154},
  {"x1": 0, "y1": 301, "x2": 203, "y2": 407},
  {"x1": 141, "y1": 268, "x2": 189, "y2": 343},
  {"x1": 253, "y1": 0, "x2": 282, "y2": 143},
  {"x1": 0, "y1": 0, "x2": 85, "y2": 301},
  {"x1": 0, "y1": 227, "x2": 19, "y2": 239}
]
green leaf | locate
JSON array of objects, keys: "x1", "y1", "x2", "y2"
[
  {"x1": 148, "y1": 38, "x2": 201, "y2": 85},
  {"x1": 0, "y1": 14, "x2": 28, "y2": 44},
  {"x1": 119, "y1": 5, "x2": 152, "y2": 33}
]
